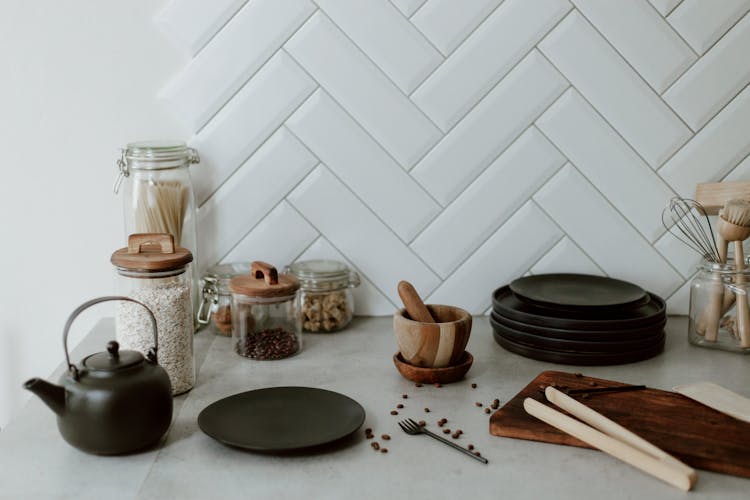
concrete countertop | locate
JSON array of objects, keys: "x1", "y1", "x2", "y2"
[{"x1": 1, "y1": 316, "x2": 749, "y2": 499}]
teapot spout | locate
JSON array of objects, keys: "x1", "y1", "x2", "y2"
[{"x1": 24, "y1": 378, "x2": 65, "y2": 416}]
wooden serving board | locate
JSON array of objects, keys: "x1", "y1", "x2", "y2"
[{"x1": 490, "y1": 371, "x2": 750, "y2": 478}]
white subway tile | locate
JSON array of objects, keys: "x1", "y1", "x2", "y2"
[
  {"x1": 190, "y1": 51, "x2": 316, "y2": 205},
  {"x1": 539, "y1": 11, "x2": 691, "y2": 167},
  {"x1": 426, "y1": 202, "x2": 562, "y2": 314},
  {"x1": 390, "y1": 0, "x2": 427, "y2": 17},
  {"x1": 653, "y1": 229, "x2": 704, "y2": 279},
  {"x1": 648, "y1": 0, "x2": 683, "y2": 16},
  {"x1": 537, "y1": 89, "x2": 676, "y2": 242},
  {"x1": 411, "y1": 0, "x2": 502, "y2": 55},
  {"x1": 723, "y1": 152, "x2": 750, "y2": 181},
  {"x1": 571, "y1": 0, "x2": 696, "y2": 92},
  {"x1": 411, "y1": 127, "x2": 565, "y2": 277},
  {"x1": 667, "y1": 0, "x2": 750, "y2": 54},
  {"x1": 666, "y1": 277, "x2": 691, "y2": 315},
  {"x1": 411, "y1": 0, "x2": 572, "y2": 131},
  {"x1": 296, "y1": 238, "x2": 395, "y2": 315},
  {"x1": 155, "y1": 0, "x2": 248, "y2": 56},
  {"x1": 530, "y1": 237, "x2": 603, "y2": 276},
  {"x1": 660, "y1": 85, "x2": 750, "y2": 197},
  {"x1": 412, "y1": 50, "x2": 567, "y2": 205},
  {"x1": 158, "y1": 0, "x2": 315, "y2": 132},
  {"x1": 534, "y1": 165, "x2": 683, "y2": 297},
  {"x1": 314, "y1": 0, "x2": 442, "y2": 94},
  {"x1": 286, "y1": 13, "x2": 442, "y2": 168},
  {"x1": 663, "y1": 12, "x2": 750, "y2": 130},
  {"x1": 221, "y1": 201, "x2": 319, "y2": 271},
  {"x1": 288, "y1": 166, "x2": 441, "y2": 304},
  {"x1": 196, "y1": 129, "x2": 317, "y2": 267},
  {"x1": 286, "y1": 90, "x2": 440, "y2": 241}
]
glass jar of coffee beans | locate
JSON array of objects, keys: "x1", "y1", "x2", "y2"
[
  {"x1": 229, "y1": 261, "x2": 301, "y2": 360},
  {"x1": 285, "y1": 260, "x2": 360, "y2": 333}
]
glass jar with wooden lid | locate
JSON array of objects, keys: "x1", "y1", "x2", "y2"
[
  {"x1": 229, "y1": 261, "x2": 301, "y2": 360},
  {"x1": 111, "y1": 233, "x2": 195, "y2": 394}
]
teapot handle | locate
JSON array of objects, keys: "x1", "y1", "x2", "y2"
[{"x1": 63, "y1": 296, "x2": 159, "y2": 378}]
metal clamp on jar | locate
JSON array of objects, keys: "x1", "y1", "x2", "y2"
[
  {"x1": 196, "y1": 263, "x2": 251, "y2": 336},
  {"x1": 229, "y1": 261, "x2": 301, "y2": 360}
]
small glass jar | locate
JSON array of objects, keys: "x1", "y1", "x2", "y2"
[
  {"x1": 111, "y1": 233, "x2": 196, "y2": 394},
  {"x1": 285, "y1": 260, "x2": 360, "y2": 333},
  {"x1": 196, "y1": 263, "x2": 250, "y2": 336},
  {"x1": 229, "y1": 261, "x2": 301, "y2": 360},
  {"x1": 689, "y1": 258, "x2": 750, "y2": 353}
]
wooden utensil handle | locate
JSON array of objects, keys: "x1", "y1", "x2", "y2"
[
  {"x1": 127, "y1": 233, "x2": 175, "y2": 254},
  {"x1": 251, "y1": 261, "x2": 278, "y2": 285},
  {"x1": 397, "y1": 281, "x2": 434, "y2": 323},
  {"x1": 523, "y1": 398, "x2": 696, "y2": 491},
  {"x1": 733, "y1": 241, "x2": 750, "y2": 347}
]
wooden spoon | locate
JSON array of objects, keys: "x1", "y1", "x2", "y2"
[{"x1": 397, "y1": 281, "x2": 434, "y2": 323}]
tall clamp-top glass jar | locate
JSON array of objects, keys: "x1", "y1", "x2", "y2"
[
  {"x1": 229, "y1": 261, "x2": 301, "y2": 360},
  {"x1": 111, "y1": 233, "x2": 196, "y2": 394},
  {"x1": 196, "y1": 263, "x2": 251, "y2": 336},
  {"x1": 689, "y1": 257, "x2": 750, "y2": 353},
  {"x1": 286, "y1": 260, "x2": 360, "y2": 332}
]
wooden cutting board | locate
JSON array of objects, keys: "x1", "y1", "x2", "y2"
[{"x1": 490, "y1": 371, "x2": 750, "y2": 478}]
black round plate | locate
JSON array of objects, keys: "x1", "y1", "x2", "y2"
[
  {"x1": 492, "y1": 330, "x2": 664, "y2": 366},
  {"x1": 489, "y1": 310, "x2": 666, "y2": 341},
  {"x1": 489, "y1": 315, "x2": 664, "y2": 353},
  {"x1": 492, "y1": 286, "x2": 666, "y2": 331},
  {"x1": 198, "y1": 387, "x2": 365, "y2": 452},
  {"x1": 510, "y1": 274, "x2": 647, "y2": 308}
]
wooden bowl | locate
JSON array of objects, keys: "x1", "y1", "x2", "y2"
[
  {"x1": 393, "y1": 351, "x2": 473, "y2": 384},
  {"x1": 393, "y1": 304, "x2": 472, "y2": 368}
]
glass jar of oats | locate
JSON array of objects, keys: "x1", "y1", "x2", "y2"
[
  {"x1": 286, "y1": 260, "x2": 360, "y2": 333},
  {"x1": 111, "y1": 233, "x2": 194, "y2": 395}
]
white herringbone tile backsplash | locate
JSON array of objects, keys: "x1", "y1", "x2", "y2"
[{"x1": 156, "y1": 0, "x2": 750, "y2": 316}]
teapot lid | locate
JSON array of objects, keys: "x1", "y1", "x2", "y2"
[{"x1": 81, "y1": 341, "x2": 144, "y2": 372}]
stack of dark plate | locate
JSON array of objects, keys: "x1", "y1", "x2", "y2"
[{"x1": 490, "y1": 274, "x2": 666, "y2": 366}]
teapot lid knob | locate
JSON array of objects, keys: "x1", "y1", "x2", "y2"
[{"x1": 107, "y1": 341, "x2": 120, "y2": 358}]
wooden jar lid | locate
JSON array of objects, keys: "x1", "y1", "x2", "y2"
[
  {"x1": 229, "y1": 261, "x2": 299, "y2": 298},
  {"x1": 111, "y1": 233, "x2": 193, "y2": 272}
]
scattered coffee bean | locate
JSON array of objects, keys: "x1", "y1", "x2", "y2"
[
  {"x1": 471, "y1": 383, "x2": 477, "y2": 389},
  {"x1": 475, "y1": 402, "x2": 483, "y2": 407},
  {"x1": 451, "y1": 432, "x2": 460, "y2": 439},
  {"x1": 381, "y1": 434, "x2": 390, "y2": 440},
  {"x1": 474, "y1": 451, "x2": 481, "y2": 457},
  {"x1": 434, "y1": 383, "x2": 442, "y2": 388},
  {"x1": 365, "y1": 428, "x2": 372, "y2": 434},
  {"x1": 443, "y1": 428, "x2": 451, "y2": 434},
  {"x1": 589, "y1": 381, "x2": 597, "y2": 387},
  {"x1": 424, "y1": 407, "x2": 430, "y2": 413},
  {"x1": 402, "y1": 394, "x2": 408, "y2": 399},
  {"x1": 418, "y1": 420, "x2": 426, "y2": 427},
  {"x1": 390, "y1": 410, "x2": 398, "y2": 415},
  {"x1": 484, "y1": 408, "x2": 491, "y2": 414},
  {"x1": 371, "y1": 442, "x2": 380, "y2": 451},
  {"x1": 468, "y1": 444, "x2": 475, "y2": 451},
  {"x1": 491, "y1": 399, "x2": 500, "y2": 409},
  {"x1": 381, "y1": 448, "x2": 388, "y2": 453},
  {"x1": 396, "y1": 404, "x2": 404, "y2": 409},
  {"x1": 415, "y1": 383, "x2": 423, "y2": 387},
  {"x1": 574, "y1": 372, "x2": 583, "y2": 378},
  {"x1": 366, "y1": 434, "x2": 374, "y2": 439}
]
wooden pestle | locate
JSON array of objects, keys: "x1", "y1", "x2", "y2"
[{"x1": 397, "y1": 281, "x2": 435, "y2": 323}]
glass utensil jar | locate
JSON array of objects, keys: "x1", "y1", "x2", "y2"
[
  {"x1": 111, "y1": 233, "x2": 196, "y2": 394},
  {"x1": 285, "y1": 260, "x2": 360, "y2": 332},
  {"x1": 229, "y1": 261, "x2": 301, "y2": 360},
  {"x1": 689, "y1": 258, "x2": 750, "y2": 353},
  {"x1": 196, "y1": 263, "x2": 250, "y2": 336}
]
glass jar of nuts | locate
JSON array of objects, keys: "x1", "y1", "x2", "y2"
[
  {"x1": 229, "y1": 261, "x2": 301, "y2": 360},
  {"x1": 285, "y1": 260, "x2": 360, "y2": 333},
  {"x1": 196, "y1": 263, "x2": 250, "y2": 336}
]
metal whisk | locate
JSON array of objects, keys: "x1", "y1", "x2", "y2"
[{"x1": 662, "y1": 197, "x2": 721, "y2": 263}]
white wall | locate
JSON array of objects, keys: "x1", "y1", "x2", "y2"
[{"x1": 0, "y1": 0, "x2": 187, "y2": 427}]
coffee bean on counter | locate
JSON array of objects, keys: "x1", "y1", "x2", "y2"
[
  {"x1": 474, "y1": 451, "x2": 481, "y2": 457},
  {"x1": 396, "y1": 404, "x2": 404, "y2": 409},
  {"x1": 475, "y1": 402, "x2": 482, "y2": 407},
  {"x1": 371, "y1": 442, "x2": 380, "y2": 451},
  {"x1": 402, "y1": 394, "x2": 408, "y2": 399},
  {"x1": 471, "y1": 383, "x2": 477, "y2": 389},
  {"x1": 365, "y1": 428, "x2": 372, "y2": 434},
  {"x1": 415, "y1": 383, "x2": 423, "y2": 387},
  {"x1": 418, "y1": 420, "x2": 426, "y2": 427},
  {"x1": 451, "y1": 432, "x2": 459, "y2": 439},
  {"x1": 390, "y1": 410, "x2": 398, "y2": 415},
  {"x1": 424, "y1": 407, "x2": 430, "y2": 413},
  {"x1": 484, "y1": 408, "x2": 491, "y2": 414},
  {"x1": 381, "y1": 448, "x2": 388, "y2": 453},
  {"x1": 382, "y1": 434, "x2": 391, "y2": 441},
  {"x1": 456, "y1": 429, "x2": 463, "y2": 435},
  {"x1": 443, "y1": 428, "x2": 451, "y2": 434},
  {"x1": 491, "y1": 399, "x2": 500, "y2": 409},
  {"x1": 468, "y1": 444, "x2": 475, "y2": 451},
  {"x1": 366, "y1": 434, "x2": 374, "y2": 439}
]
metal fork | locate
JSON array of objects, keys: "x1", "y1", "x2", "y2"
[{"x1": 398, "y1": 418, "x2": 488, "y2": 464}]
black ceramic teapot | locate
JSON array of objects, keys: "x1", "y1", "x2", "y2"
[{"x1": 24, "y1": 296, "x2": 173, "y2": 455}]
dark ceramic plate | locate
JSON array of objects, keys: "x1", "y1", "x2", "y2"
[
  {"x1": 492, "y1": 330, "x2": 665, "y2": 366},
  {"x1": 489, "y1": 310, "x2": 666, "y2": 341},
  {"x1": 509, "y1": 274, "x2": 647, "y2": 308},
  {"x1": 198, "y1": 387, "x2": 365, "y2": 452},
  {"x1": 492, "y1": 286, "x2": 666, "y2": 331},
  {"x1": 489, "y1": 315, "x2": 664, "y2": 353}
]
